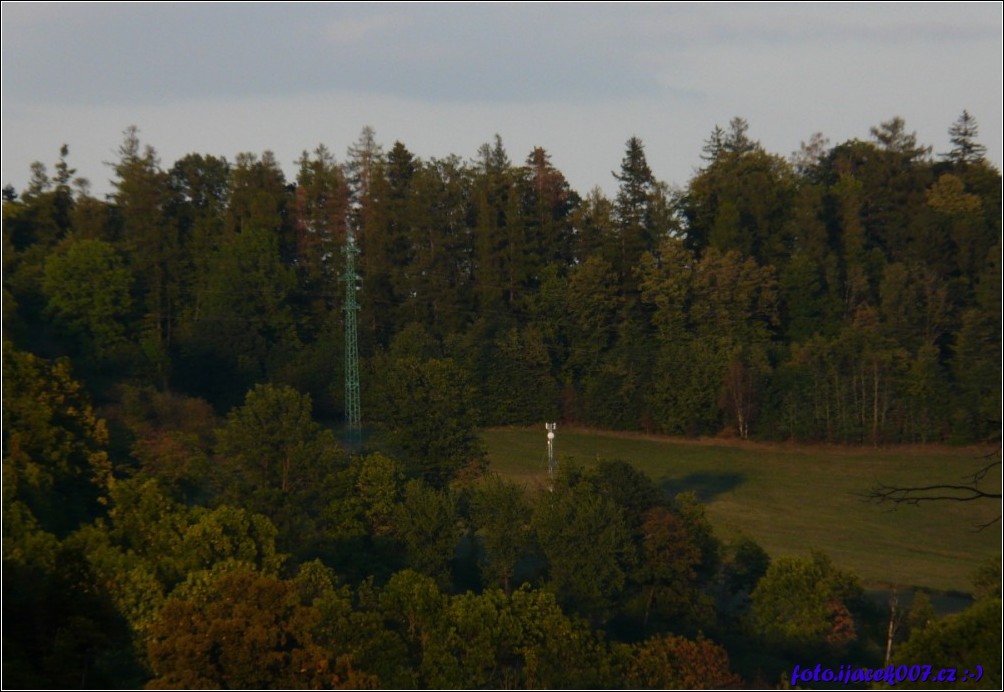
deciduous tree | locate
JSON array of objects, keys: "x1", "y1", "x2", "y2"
[
  {"x1": 393, "y1": 480, "x2": 460, "y2": 590},
  {"x1": 368, "y1": 352, "x2": 484, "y2": 487},
  {"x1": 3, "y1": 344, "x2": 112, "y2": 535},
  {"x1": 532, "y1": 480, "x2": 635, "y2": 620},
  {"x1": 147, "y1": 565, "x2": 376, "y2": 689},
  {"x1": 469, "y1": 474, "x2": 531, "y2": 594},
  {"x1": 748, "y1": 550, "x2": 862, "y2": 655},
  {"x1": 42, "y1": 238, "x2": 133, "y2": 363},
  {"x1": 626, "y1": 633, "x2": 742, "y2": 689}
]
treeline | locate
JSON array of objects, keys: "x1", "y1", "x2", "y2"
[{"x1": 3, "y1": 113, "x2": 1001, "y2": 445}]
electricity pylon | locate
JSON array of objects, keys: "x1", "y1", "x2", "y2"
[{"x1": 343, "y1": 231, "x2": 361, "y2": 450}]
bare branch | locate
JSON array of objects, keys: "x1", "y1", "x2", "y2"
[
  {"x1": 867, "y1": 482, "x2": 1001, "y2": 505},
  {"x1": 976, "y1": 515, "x2": 1002, "y2": 532},
  {"x1": 863, "y1": 448, "x2": 1001, "y2": 531},
  {"x1": 970, "y1": 448, "x2": 1002, "y2": 485}
]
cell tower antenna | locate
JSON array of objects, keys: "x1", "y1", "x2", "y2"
[
  {"x1": 343, "y1": 228, "x2": 361, "y2": 450},
  {"x1": 546, "y1": 422, "x2": 557, "y2": 486}
]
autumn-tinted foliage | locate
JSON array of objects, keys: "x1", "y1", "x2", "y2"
[
  {"x1": 626, "y1": 632, "x2": 743, "y2": 689},
  {"x1": 147, "y1": 565, "x2": 378, "y2": 689}
]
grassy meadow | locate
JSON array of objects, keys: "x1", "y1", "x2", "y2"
[{"x1": 482, "y1": 426, "x2": 1001, "y2": 595}]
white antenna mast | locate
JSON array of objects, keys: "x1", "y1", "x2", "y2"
[{"x1": 546, "y1": 422, "x2": 557, "y2": 486}]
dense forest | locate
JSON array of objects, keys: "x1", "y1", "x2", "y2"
[
  {"x1": 6, "y1": 116, "x2": 1002, "y2": 444},
  {"x1": 2, "y1": 113, "x2": 1001, "y2": 688}
]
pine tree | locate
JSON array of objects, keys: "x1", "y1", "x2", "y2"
[
  {"x1": 943, "y1": 110, "x2": 987, "y2": 166},
  {"x1": 112, "y1": 127, "x2": 178, "y2": 388}
]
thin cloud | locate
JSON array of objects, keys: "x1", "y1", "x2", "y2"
[
  {"x1": 323, "y1": 13, "x2": 402, "y2": 46},
  {"x1": 2, "y1": 4, "x2": 668, "y2": 106},
  {"x1": 1, "y1": 3, "x2": 1000, "y2": 199},
  {"x1": 7, "y1": 4, "x2": 994, "y2": 109}
]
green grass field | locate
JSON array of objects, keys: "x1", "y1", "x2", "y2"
[{"x1": 482, "y1": 426, "x2": 1001, "y2": 595}]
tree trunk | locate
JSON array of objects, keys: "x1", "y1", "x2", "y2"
[
  {"x1": 872, "y1": 359, "x2": 880, "y2": 446},
  {"x1": 884, "y1": 591, "x2": 899, "y2": 666}
]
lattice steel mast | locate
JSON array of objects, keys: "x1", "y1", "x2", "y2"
[{"x1": 343, "y1": 229, "x2": 361, "y2": 449}]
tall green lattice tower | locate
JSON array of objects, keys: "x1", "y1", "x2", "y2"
[{"x1": 343, "y1": 230, "x2": 361, "y2": 449}]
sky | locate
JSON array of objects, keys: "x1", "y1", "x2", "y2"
[{"x1": 2, "y1": 2, "x2": 1002, "y2": 200}]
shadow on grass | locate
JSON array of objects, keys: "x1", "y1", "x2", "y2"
[{"x1": 661, "y1": 471, "x2": 745, "y2": 503}]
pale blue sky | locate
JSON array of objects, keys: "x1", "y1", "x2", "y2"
[{"x1": 3, "y1": 2, "x2": 1001, "y2": 198}]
